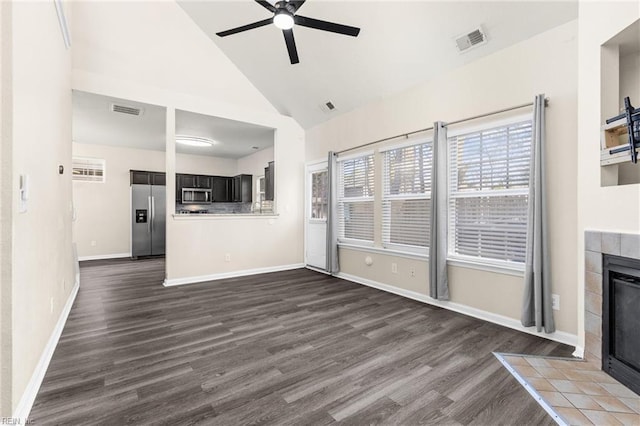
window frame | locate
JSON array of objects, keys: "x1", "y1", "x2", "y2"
[
  {"x1": 446, "y1": 114, "x2": 532, "y2": 272},
  {"x1": 380, "y1": 137, "x2": 432, "y2": 255},
  {"x1": 72, "y1": 156, "x2": 106, "y2": 183},
  {"x1": 337, "y1": 150, "x2": 375, "y2": 247}
]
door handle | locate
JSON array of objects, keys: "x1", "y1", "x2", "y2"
[
  {"x1": 147, "y1": 196, "x2": 152, "y2": 234},
  {"x1": 151, "y1": 196, "x2": 156, "y2": 231}
]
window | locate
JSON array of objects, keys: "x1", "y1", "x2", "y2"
[
  {"x1": 338, "y1": 153, "x2": 374, "y2": 243},
  {"x1": 382, "y1": 141, "x2": 432, "y2": 252},
  {"x1": 72, "y1": 157, "x2": 105, "y2": 182},
  {"x1": 448, "y1": 120, "x2": 532, "y2": 265},
  {"x1": 256, "y1": 176, "x2": 273, "y2": 213},
  {"x1": 310, "y1": 170, "x2": 328, "y2": 220}
]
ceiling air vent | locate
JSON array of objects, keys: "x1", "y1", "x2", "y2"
[
  {"x1": 110, "y1": 103, "x2": 143, "y2": 116},
  {"x1": 455, "y1": 27, "x2": 487, "y2": 53},
  {"x1": 319, "y1": 101, "x2": 337, "y2": 114}
]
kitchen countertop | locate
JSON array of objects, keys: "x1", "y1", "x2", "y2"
[{"x1": 172, "y1": 212, "x2": 279, "y2": 220}]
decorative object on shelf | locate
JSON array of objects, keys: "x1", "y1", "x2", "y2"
[{"x1": 602, "y1": 97, "x2": 640, "y2": 165}]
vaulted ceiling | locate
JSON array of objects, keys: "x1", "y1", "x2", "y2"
[{"x1": 178, "y1": 1, "x2": 578, "y2": 129}]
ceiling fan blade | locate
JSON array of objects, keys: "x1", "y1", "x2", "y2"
[
  {"x1": 282, "y1": 29, "x2": 299, "y2": 64},
  {"x1": 289, "y1": 0, "x2": 306, "y2": 12},
  {"x1": 294, "y1": 15, "x2": 360, "y2": 37},
  {"x1": 255, "y1": 0, "x2": 276, "y2": 13},
  {"x1": 216, "y1": 18, "x2": 273, "y2": 37}
]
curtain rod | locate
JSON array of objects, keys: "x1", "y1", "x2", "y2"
[
  {"x1": 445, "y1": 98, "x2": 549, "y2": 127},
  {"x1": 335, "y1": 98, "x2": 549, "y2": 156},
  {"x1": 336, "y1": 126, "x2": 434, "y2": 155}
]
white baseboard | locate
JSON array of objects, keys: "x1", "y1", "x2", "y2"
[
  {"x1": 163, "y1": 263, "x2": 306, "y2": 287},
  {"x1": 13, "y1": 281, "x2": 80, "y2": 422},
  {"x1": 572, "y1": 346, "x2": 585, "y2": 359},
  {"x1": 78, "y1": 252, "x2": 130, "y2": 262},
  {"x1": 336, "y1": 272, "x2": 579, "y2": 350}
]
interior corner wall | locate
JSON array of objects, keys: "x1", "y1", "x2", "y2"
[
  {"x1": 576, "y1": 2, "x2": 640, "y2": 348},
  {"x1": 71, "y1": 1, "x2": 305, "y2": 282},
  {"x1": 306, "y1": 20, "x2": 579, "y2": 337},
  {"x1": 9, "y1": 0, "x2": 75, "y2": 415},
  {"x1": 0, "y1": 0, "x2": 13, "y2": 417},
  {"x1": 237, "y1": 146, "x2": 274, "y2": 180}
]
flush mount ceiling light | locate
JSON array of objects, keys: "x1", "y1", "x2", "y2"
[
  {"x1": 175, "y1": 135, "x2": 216, "y2": 147},
  {"x1": 216, "y1": 0, "x2": 360, "y2": 65}
]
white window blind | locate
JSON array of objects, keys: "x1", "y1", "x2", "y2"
[
  {"x1": 382, "y1": 141, "x2": 432, "y2": 252},
  {"x1": 72, "y1": 157, "x2": 105, "y2": 183},
  {"x1": 448, "y1": 120, "x2": 532, "y2": 264},
  {"x1": 338, "y1": 154, "x2": 374, "y2": 243}
]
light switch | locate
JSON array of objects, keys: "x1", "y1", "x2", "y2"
[{"x1": 18, "y1": 174, "x2": 29, "y2": 213}]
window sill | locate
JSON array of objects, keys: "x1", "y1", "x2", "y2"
[
  {"x1": 338, "y1": 243, "x2": 428, "y2": 261},
  {"x1": 447, "y1": 257, "x2": 524, "y2": 277}
]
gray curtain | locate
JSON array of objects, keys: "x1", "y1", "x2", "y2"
[
  {"x1": 521, "y1": 94, "x2": 554, "y2": 333},
  {"x1": 429, "y1": 122, "x2": 449, "y2": 300},
  {"x1": 326, "y1": 151, "x2": 340, "y2": 274}
]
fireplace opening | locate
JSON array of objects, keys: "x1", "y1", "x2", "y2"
[{"x1": 602, "y1": 254, "x2": 640, "y2": 396}]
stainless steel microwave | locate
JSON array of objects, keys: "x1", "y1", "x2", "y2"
[{"x1": 182, "y1": 188, "x2": 212, "y2": 204}]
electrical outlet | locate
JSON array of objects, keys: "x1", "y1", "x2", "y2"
[
  {"x1": 224, "y1": 253, "x2": 231, "y2": 262},
  {"x1": 391, "y1": 263, "x2": 398, "y2": 273},
  {"x1": 90, "y1": 240, "x2": 97, "y2": 247},
  {"x1": 552, "y1": 294, "x2": 560, "y2": 311},
  {"x1": 409, "y1": 267, "x2": 416, "y2": 278}
]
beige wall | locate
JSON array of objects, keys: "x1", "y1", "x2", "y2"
[
  {"x1": 175, "y1": 152, "x2": 237, "y2": 177},
  {"x1": 308, "y1": 20, "x2": 579, "y2": 336},
  {"x1": 71, "y1": 1, "x2": 305, "y2": 282},
  {"x1": 5, "y1": 1, "x2": 75, "y2": 415},
  {"x1": 577, "y1": 3, "x2": 640, "y2": 347}
]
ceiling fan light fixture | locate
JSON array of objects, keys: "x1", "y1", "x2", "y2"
[
  {"x1": 273, "y1": 11, "x2": 294, "y2": 30},
  {"x1": 175, "y1": 135, "x2": 216, "y2": 148}
]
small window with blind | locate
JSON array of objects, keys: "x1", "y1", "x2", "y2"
[
  {"x1": 338, "y1": 153, "x2": 374, "y2": 244},
  {"x1": 448, "y1": 119, "x2": 532, "y2": 267},
  {"x1": 382, "y1": 140, "x2": 432, "y2": 253},
  {"x1": 72, "y1": 157, "x2": 105, "y2": 183}
]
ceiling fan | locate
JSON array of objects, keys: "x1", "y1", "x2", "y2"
[{"x1": 216, "y1": 0, "x2": 360, "y2": 65}]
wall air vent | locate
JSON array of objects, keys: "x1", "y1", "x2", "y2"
[
  {"x1": 111, "y1": 103, "x2": 143, "y2": 116},
  {"x1": 455, "y1": 27, "x2": 487, "y2": 53}
]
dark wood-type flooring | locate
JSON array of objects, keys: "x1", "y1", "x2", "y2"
[{"x1": 31, "y1": 258, "x2": 572, "y2": 425}]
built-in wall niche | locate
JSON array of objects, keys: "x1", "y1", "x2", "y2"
[
  {"x1": 600, "y1": 19, "x2": 640, "y2": 187},
  {"x1": 174, "y1": 110, "x2": 275, "y2": 215}
]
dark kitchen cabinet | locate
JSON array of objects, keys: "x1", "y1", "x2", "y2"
[
  {"x1": 196, "y1": 175, "x2": 211, "y2": 189},
  {"x1": 179, "y1": 174, "x2": 210, "y2": 189},
  {"x1": 264, "y1": 161, "x2": 274, "y2": 201},
  {"x1": 179, "y1": 174, "x2": 196, "y2": 189},
  {"x1": 232, "y1": 174, "x2": 253, "y2": 203},
  {"x1": 130, "y1": 170, "x2": 166, "y2": 186},
  {"x1": 212, "y1": 177, "x2": 231, "y2": 202}
]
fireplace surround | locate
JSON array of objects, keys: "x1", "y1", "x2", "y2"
[{"x1": 585, "y1": 231, "x2": 640, "y2": 396}]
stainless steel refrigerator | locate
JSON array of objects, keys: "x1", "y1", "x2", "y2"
[{"x1": 131, "y1": 184, "x2": 166, "y2": 257}]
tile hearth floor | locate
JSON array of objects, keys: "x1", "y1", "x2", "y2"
[{"x1": 496, "y1": 354, "x2": 640, "y2": 425}]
